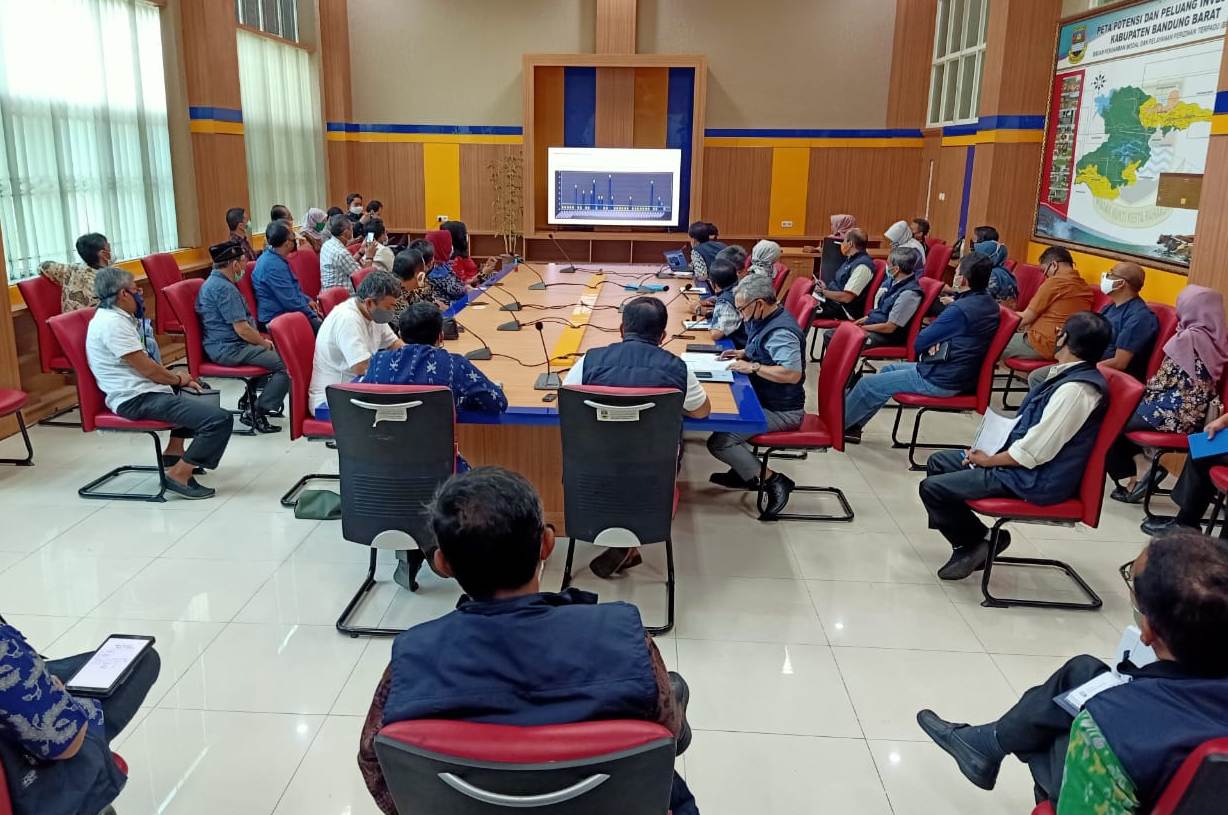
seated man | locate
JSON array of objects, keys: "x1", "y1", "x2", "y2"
[
  {"x1": 320, "y1": 213, "x2": 375, "y2": 293},
  {"x1": 389, "y1": 247, "x2": 435, "y2": 315},
  {"x1": 0, "y1": 621, "x2": 160, "y2": 815},
  {"x1": 358, "y1": 467, "x2": 698, "y2": 815},
  {"x1": 706, "y1": 273, "x2": 805, "y2": 518},
  {"x1": 705, "y1": 257, "x2": 747, "y2": 346},
  {"x1": 226, "y1": 206, "x2": 257, "y2": 262},
  {"x1": 87, "y1": 267, "x2": 234, "y2": 499},
  {"x1": 844, "y1": 253, "x2": 1000, "y2": 441},
  {"x1": 1142, "y1": 409, "x2": 1228, "y2": 537},
  {"x1": 309, "y1": 271, "x2": 404, "y2": 420},
  {"x1": 918, "y1": 532, "x2": 1228, "y2": 813},
  {"x1": 855, "y1": 247, "x2": 923, "y2": 348},
  {"x1": 196, "y1": 240, "x2": 290, "y2": 433},
  {"x1": 252, "y1": 220, "x2": 322, "y2": 333},
  {"x1": 814, "y1": 227, "x2": 875, "y2": 322},
  {"x1": 693, "y1": 246, "x2": 747, "y2": 315},
  {"x1": 38, "y1": 232, "x2": 111, "y2": 312},
  {"x1": 918, "y1": 311, "x2": 1113, "y2": 580},
  {"x1": 688, "y1": 220, "x2": 726, "y2": 280},
  {"x1": 563, "y1": 296, "x2": 712, "y2": 577},
  {"x1": 1002, "y1": 245, "x2": 1093, "y2": 361}
]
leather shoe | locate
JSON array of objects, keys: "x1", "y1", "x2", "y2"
[
  {"x1": 163, "y1": 476, "x2": 216, "y2": 500},
  {"x1": 589, "y1": 547, "x2": 642, "y2": 579},
  {"x1": 1111, "y1": 466, "x2": 1168, "y2": 505},
  {"x1": 709, "y1": 469, "x2": 759, "y2": 490},
  {"x1": 937, "y1": 531, "x2": 1011, "y2": 581},
  {"x1": 844, "y1": 428, "x2": 863, "y2": 445},
  {"x1": 759, "y1": 473, "x2": 795, "y2": 520},
  {"x1": 916, "y1": 710, "x2": 1001, "y2": 790},
  {"x1": 1140, "y1": 517, "x2": 1199, "y2": 538},
  {"x1": 240, "y1": 411, "x2": 283, "y2": 434}
]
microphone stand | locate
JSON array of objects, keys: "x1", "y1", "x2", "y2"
[
  {"x1": 514, "y1": 258, "x2": 549, "y2": 291},
  {"x1": 548, "y1": 232, "x2": 581, "y2": 274},
  {"x1": 458, "y1": 321, "x2": 494, "y2": 360},
  {"x1": 533, "y1": 321, "x2": 562, "y2": 390}
]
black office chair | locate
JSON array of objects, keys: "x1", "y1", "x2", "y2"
[
  {"x1": 327, "y1": 383, "x2": 457, "y2": 637},
  {"x1": 558, "y1": 386, "x2": 684, "y2": 635}
]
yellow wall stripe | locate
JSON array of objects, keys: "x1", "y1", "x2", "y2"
[
  {"x1": 704, "y1": 136, "x2": 924, "y2": 149},
  {"x1": 423, "y1": 143, "x2": 462, "y2": 229},
  {"x1": 189, "y1": 120, "x2": 245, "y2": 135},
  {"x1": 1025, "y1": 241, "x2": 1186, "y2": 305},
  {"x1": 768, "y1": 147, "x2": 810, "y2": 237},
  {"x1": 941, "y1": 129, "x2": 1045, "y2": 147},
  {"x1": 326, "y1": 131, "x2": 522, "y2": 145},
  {"x1": 549, "y1": 275, "x2": 605, "y2": 365},
  {"x1": 1211, "y1": 113, "x2": 1228, "y2": 136}
]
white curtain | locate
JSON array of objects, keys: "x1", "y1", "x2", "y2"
[
  {"x1": 0, "y1": 0, "x2": 177, "y2": 281},
  {"x1": 237, "y1": 29, "x2": 325, "y2": 231}
]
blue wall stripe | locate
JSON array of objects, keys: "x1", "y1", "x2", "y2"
[
  {"x1": 978, "y1": 114, "x2": 1045, "y2": 131},
  {"x1": 667, "y1": 67, "x2": 695, "y2": 228},
  {"x1": 958, "y1": 146, "x2": 976, "y2": 239},
  {"x1": 704, "y1": 127, "x2": 923, "y2": 138},
  {"x1": 324, "y1": 122, "x2": 522, "y2": 135},
  {"x1": 1215, "y1": 90, "x2": 1228, "y2": 115},
  {"x1": 562, "y1": 67, "x2": 596, "y2": 148},
  {"x1": 942, "y1": 122, "x2": 980, "y2": 137},
  {"x1": 189, "y1": 106, "x2": 243, "y2": 123}
]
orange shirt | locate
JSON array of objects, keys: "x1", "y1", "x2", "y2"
[{"x1": 1025, "y1": 269, "x2": 1093, "y2": 358}]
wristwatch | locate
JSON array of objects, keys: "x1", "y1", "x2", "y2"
[{"x1": 752, "y1": 362, "x2": 762, "y2": 375}]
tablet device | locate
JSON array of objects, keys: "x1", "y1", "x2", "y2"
[
  {"x1": 686, "y1": 343, "x2": 723, "y2": 354},
  {"x1": 64, "y1": 635, "x2": 156, "y2": 698},
  {"x1": 818, "y1": 237, "x2": 845, "y2": 284},
  {"x1": 664, "y1": 249, "x2": 691, "y2": 273}
]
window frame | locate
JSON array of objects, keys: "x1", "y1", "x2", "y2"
[
  {"x1": 235, "y1": 0, "x2": 298, "y2": 44},
  {"x1": 926, "y1": 0, "x2": 991, "y2": 128}
]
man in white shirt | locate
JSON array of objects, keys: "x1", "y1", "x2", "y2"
[
  {"x1": 320, "y1": 213, "x2": 376, "y2": 293},
  {"x1": 309, "y1": 270, "x2": 405, "y2": 419},
  {"x1": 918, "y1": 311, "x2": 1114, "y2": 580},
  {"x1": 86, "y1": 267, "x2": 234, "y2": 500}
]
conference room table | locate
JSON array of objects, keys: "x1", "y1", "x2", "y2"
[{"x1": 438, "y1": 261, "x2": 769, "y2": 530}]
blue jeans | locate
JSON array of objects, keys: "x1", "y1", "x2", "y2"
[{"x1": 844, "y1": 363, "x2": 958, "y2": 431}]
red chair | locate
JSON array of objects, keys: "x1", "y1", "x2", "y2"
[
  {"x1": 352, "y1": 266, "x2": 373, "y2": 289},
  {"x1": 749, "y1": 321, "x2": 864, "y2": 522},
  {"x1": 770, "y1": 261, "x2": 789, "y2": 297},
  {"x1": 0, "y1": 390, "x2": 33, "y2": 466},
  {"x1": 48, "y1": 308, "x2": 175, "y2": 502},
  {"x1": 375, "y1": 720, "x2": 677, "y2": 815},
  {"x1": 890, "y1": 306, "x2": 1022, "y2": 470},
  {"x1": 1030, "y1": 737, "x2": 1228, "y2": 815},
  {"x1": 1201, "y1": 467, "x2": 1228, "y2": 538},
  {"x1": 1014, "y1": 263, "x2": 1045, "y2": 311},
  {"x1": 15, "y1": 276, "x2": 80, "y2": 427},
  {"x1": 559, "y1": 386, "x2": 685, "y2": 634},
  {"x1": 923, "y1": 242, "x2": 954, "y2": 283},
  {"x1": 968, "y1": 365, "x2": 1144, "y2": 609},
  {"x1": 1000, "y1": 284, "x2": 1101, "y2": 409},
  {"x1": 1092, "y1": 288, "x2": 1111, "y2": 312},
  {"x1": 807, "y1": 258, "x2": 886, "y2": 362},
  {"x1": 288, "y1": 247, "x2": 321, "y2": 299},
  {"x1": 267, "y1": 312, "x2": 339, "y2": 507},
  {"x1": 781, "y1": 277, "x2": 816, "y2": 329},
  {"x1": 1004, "y1": 259, "x2": 1018, "y2": 273},
  {"x1": 860, "y1": 276, "x2": 945, "y2": 364},
  {"x1": 139, "y1": 253, "x2": 184, "y2": 335},
  {"x1": 239, "y1": 261, "x2": 260, "y2": 318},
  {"x1": 320, "y1": 286, "x2": 350, "y2": 316}
]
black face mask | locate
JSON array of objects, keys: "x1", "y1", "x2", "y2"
[{"x1": 1054, "y1": 331, "x2": 1067, "y2": 356}]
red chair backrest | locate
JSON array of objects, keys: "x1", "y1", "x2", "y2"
[
  {"x1": 864, "y1": 259, "x2": 888, "y2": 305},
  {"x1": 161, "y1": 279, "x2": 208, "y2": 380},
  {"x1": 239, "y1": 261, "x2": 260, "y2": 318},
  {"x1": 268, "y1": 311, "x2": 317, "y2": 440},
  {"x1": 1004, "y1": 259, "x2": 1018, "y2": 273},
  {"x1": 16, "y1": 275, "x2": 66, "y2": 373},
  {"x1": 771, "y1": 262, "x2": 789, "y2": 296},
  {"x1": 818, "y1": 322, "x2": 866, "y2": 453},
  {"x1": 1014, "y1": 263, "x2": 1045, "y2": 311},
  {"x1": 47, "y1": 308, "x2": 105, "y2": 432},
  {"x1": 1153, "y1": 737, "x2": 1228, "y2": 815},
  {"x1": 782, "y1": 277, "x2": 815, "y2": 327},
  {"x1": 140, "y1": 253, "x2": 184, "y2": 334},
  {"x1": 901, "y1": 277, "x2": 945, "y2": 361},
  {"x1": 975, "y1": 307, "x2": 1023, "y2": 413},
  {"x1": 1144, "y1": 301, "x2": 1178, "y2": 380},
  {"x1": 352, "y1": 266, "x2": 373, "y2": 289},
  {"x1": 923, "y1": 242, "x2": 954, "y2": 282},
  {"x1": 1080, "y1": 366, "x2": 1144, "y2": 527},
  {"x1": 288, "y1": 248, "x2": 321, "y2": 299},
  {"x1": 1091, "y1": 286, "x2": 1111, "y2": 313},
  {"x1": 320, "y1": 287, "x2": 350, "y2": 316}
]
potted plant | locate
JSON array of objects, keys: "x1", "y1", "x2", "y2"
[{"x1": 489, "y1": 150, "x2": 524, "y2": 260}]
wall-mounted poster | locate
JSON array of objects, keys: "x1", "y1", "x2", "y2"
[{"x1": 1035, "y1": 0, "x2": 1226, "y2": 267}]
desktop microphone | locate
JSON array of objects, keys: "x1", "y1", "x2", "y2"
[
  {"x1": 533, "y1": 321, "x2": 562, "y2": 390},
  {"x1": 514, "y1": 258, "x2": 549, "y2": 291},
  {"x1": 548, "y1": 232, "x2": 579, "y2": 274},
  {"x1": 459, "y1": 321, "x2": 494, "y2": 360},
  {"x1": 479, "y1": 283, "x2": 523, "y2": 313}
]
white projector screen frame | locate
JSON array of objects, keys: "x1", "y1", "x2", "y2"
[{"x1": 547, "y1": 147, "x2": 682, "y2": 228}]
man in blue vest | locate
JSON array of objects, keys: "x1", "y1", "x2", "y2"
[
  {"x1": 563, "y1": 296, "x2": 711, "y2": 577},
  {"x1": 856, "y1": 247, "x2": 923, "y2": 348},
  {"x1": 705, "y1": 257, "x2": 747, "y2": 347},
  {"x1": 357, "y1": 467, "x2": 699, "y2": 815},
  {"x1": 918, "y1": 311, "x2": 1113, "y2": 580},
  {"x1": 844, "y1": 253, "x2": 1000, "y2": 441},
  {"x1": 707, "y1": 273, "x2": 806, "y2": 518},
  {"x1": 814, "y1": 227, "x2": 876, "y2": 321},
  {"x1": 917, "y1": 532, "x2": 1228, "y2": 813}
]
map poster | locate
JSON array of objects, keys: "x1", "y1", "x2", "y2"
[{"x1": 1035, "y1": 0, "x2": 1226, "y2": 267}]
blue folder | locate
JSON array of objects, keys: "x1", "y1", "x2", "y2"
[{"x1": 1187, "y1": 430, "x2": 1228, "y2": 460}]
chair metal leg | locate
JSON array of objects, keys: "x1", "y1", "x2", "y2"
[
  {"x1": 561, "y1": 538, "x2": 576, "y2": 590},
  {"x1": 755, "y1": 447, "x2": 855, "y2": 522},
  {"x1": 999, "y1": 370, "x2": 1025, "y2": 411},
  {"x1": 808, "y1": 325, "x2": 826, "y2": 363},
  {"x1": 38, "y1": 402, "x2": 82, "y2": 428},
  {"x1": 78, "y1": 431, "x2": 167, "y2": 502},
  {"x1": 644, "y1": 536, "x2": 676, "y2": 637},
  {"x1": 280, "y1": 472, "x2": 341, "y2": 507},
  {"x1": 889, "y1": 406, "x2": 964, "y2": 471},
  {"x1": 336, "y1": 548, "x2": 406, "y2": 637},
  {"x1": 1139, "y1": 451, "x2": 1175, "y2": 523},
  {"x1": 0, "y1": 411, "x2": 34, "y2": 466},
  {"x1": 979, "y1": 519, "x2": 1103, "y2": 610},
  {"x1": 1204, "y1": 493, "x2": 1225, "y2": 539}
]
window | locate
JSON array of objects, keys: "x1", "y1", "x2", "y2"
[
  {"x1": 0, "y1": 0, "x2": 178, "y2": 282},
  {"x1": 927, "y1": 0, "x2": 991, "y2": 127},
  {"x1": 236, "y1": 0, "x2": 298, "y2": 43}
]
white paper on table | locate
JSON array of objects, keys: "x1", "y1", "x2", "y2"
[
  {"x1": 969, "y1": 409, "x2": 1019, "y2": 455},
  {"x1": 681, "y1": 352, "x2": 734, "y2": 382},
  {"x1": 683, "y1": 319, "x2": 712, "y2": 330}
]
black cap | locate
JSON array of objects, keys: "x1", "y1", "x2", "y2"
[{"x1": 209, "y1": 240, "x2": 245, "y2": 264}]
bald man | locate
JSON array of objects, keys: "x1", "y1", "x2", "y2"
[{"x1": 1028, "y1": 261, "x2": 1158, "y2": 388}]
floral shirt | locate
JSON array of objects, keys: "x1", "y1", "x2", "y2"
[
  {"x1": 38, "y1": 262, "x2": 98, "y2": 312},
  {"x1": 1057, "y1": 710, "x2": 1139, "y2": 815},
  {"x1": 427, "y1": 262, "x2": 468, "y2": 303},
  {"x1": 1136, "y1": 356, "x2": 1221, "y2": 434}
]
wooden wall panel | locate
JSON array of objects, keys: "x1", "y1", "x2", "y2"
[
  {"x1": 632, "y1": 67, "x2": 669, "y2": 147},
  {"x1": 319, "y1": 0, "x2": 353, "y2": 123},
  {"x1": 966, "y1": 141, "x2": 1045, "y2": 258},
  {"x1": 533, "y1": 66, "x2": 566, "y2": 230},
  {"x1": 804, "y1": 147, "x2": 927, "y2": 238},
  {"x1": 1191, "y1": 135, "x2": 1228, "y2": 288},
  {"x1": 929, "y1": 141, "x2": 970, "y2": 244},
  {"x1": 596, "y1": 0, "x2": 637, "y2": 54},
  {"x1": 191, "y1": 133, "x2": 251, "y2": 245},
  {"x1": 348, "y1": 142, "x2": 425, "y2": 230},
  {"x1": 887, "y1": 0, "x2": 938, "y2": 129},
  {"x1": 595, "y1": 67, "x2": 636, "y2": 146},
  {"x1": 460, "y1": 143, "x2": 522, "y2": 232},
  {"x1": 179, "y1": 0, "x2": 241, "y2": 109},
  {"x1": 700, "y1": 147, "x2": 772, "y2": 236},
  {"x1": 979, "y1": 0, "x2": 1062, "y2": 116}
]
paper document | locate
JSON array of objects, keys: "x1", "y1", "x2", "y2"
[
  {"x1": 969, "y1": 409, "x2": 1018, "y2": 455},
  {"x1": 683, "y1": 319, "x2": 712, "y2": 330},
  {"x1": 1053, "y1": 671, "x2": 1131, "y2": 717},
  {"x1": 682, "y1": 352, "x2": 734, "y2": 383}
]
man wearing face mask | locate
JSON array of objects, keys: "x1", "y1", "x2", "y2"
[
  {"x1": 813, "y1": 227, "x2": 875, "y2": 321},
  {"x1": 346, "y1": 192, "x2": 365, "y2": 224},
  {"x1": 853, "y1": 247, "x2": 923, "y2": 348},
  {"x1": 196, "y1": 240, "x2": 290, "y2": 433},
  {"x1": 308, "y1": 271, "x2": 404, "y2": 420},
  {"x1": 86, "y1": 267, "x2": 234, "y2": 499},
  {"x1": 225, "y1": 207, "x2": 257, "y2": 262},
  {"x1": 253, "y1": 220, "x2": 323, "y2": 333},
  {"x1": 1001, "y1": 245, "x2": 1092, "y2": 361},
  {"x1": 321, "y1": 213, "x2": 376, "y2": 293}
]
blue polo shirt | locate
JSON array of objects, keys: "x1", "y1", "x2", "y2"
[
  {"x1": 1100, "y1": 296, "x2": 1158, "y2": 381},
  {"x1": 196, "y1": 270, "x2": 254, "y2": 360}
]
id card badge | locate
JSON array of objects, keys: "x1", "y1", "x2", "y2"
[{"x1": 1053, "y1": 671, "x2": 1131, "y2": 718}]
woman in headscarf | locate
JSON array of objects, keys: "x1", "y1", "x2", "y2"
[
  {"x1": 747, "y1": 240, "x2": 782, "y2": 279},
  {"x1": 298, "y1": 208, "x2": 327, "y2": 253},
  {"x1": 1110, "y1": 285, "x2": 1228, "y2": 502},
  {"x1": 884, "y1": 219, "x2": 926, "y2": 267},
  {"x1": 829, "y1": 214, "x2": 858, "y2": 240},
  {"x1": 971, "y1": 236, "x2": 1017, "y2": 307}
]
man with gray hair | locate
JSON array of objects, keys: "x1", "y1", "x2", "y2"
[
  {"x1": 85, "y1": 267, "x2": 233, "y2": 499},
  {"x1": 855, "y1": 247, "x2": 923, "y2": 348},
  {"x1": 706, "y1": 273, "x2": 806, "y2": 518},
  {"x1": 320, "y1": 212, "x2": 376, "y2": 293}
]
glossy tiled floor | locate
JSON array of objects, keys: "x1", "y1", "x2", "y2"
[{"x1": 0, "y1": 380, "x2": 1157, "y2": 815}]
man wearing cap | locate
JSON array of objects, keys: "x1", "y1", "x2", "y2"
[{"x1": 196, "y1": 240, "x2": 290, "y2": 433}]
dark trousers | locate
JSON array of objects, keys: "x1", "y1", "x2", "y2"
[
  {"x1": 1106, "y1": 413, "x2": 1154, "y2": 483},
  {"x1": 1172, "y1": 451, "x2": 1228, "y2": 528},
  {"x1": 46, "y1": 649, "x2": 161, "y2": 744},
  {"x1": 994, "y1": 655, "x2": 1110, "y2": 803},
  {"x1": 815, "y1": 299, "x2": 857, "y2": 321},
  {"x1": 918, "y1": 449, "x2": 1016, "y2": 548},
  {"x1": 116, "y1": 391, "x2": 234, "y2": 470},
  {"x1": 208, "y1": 344, "x2": 291, "y2": 414}
]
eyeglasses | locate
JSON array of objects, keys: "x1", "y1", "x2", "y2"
[{"x1": 1119, "y1": 559, "x2": 1135, "y2": 593}]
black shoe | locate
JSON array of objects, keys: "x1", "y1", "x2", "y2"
[
  {"x1": 238, "y1": 391, "x2": 250, "y2": 413},
  {"x1": 937, "y1": 531, "x2": 1011, "y2": 581},
  {"x1": 240, "y1": 412, "x2": 283, "y2": 434},
  {"x1": 161, "y1": 455, "x2": 205, "y2": 475},
  {"x1": 844, "y1": 428, "x2": 863, "y2": 445},
  {"x1": 1112, "y1": 466, "x2": 1168, "y2": 505},
  {"x1": 759, "y1": 473, "x2": 795, "y2": 520},
  {"x1": 163, "y1": 476, "x2": 216, "y2": 500},
  {"x1": 916, "y1": 710, "x2": 1002, "y2": 791},
  {"x1": 393, "y1": 551, "x2": 425, "y2": 592},
  {"x1": 709, "y1": 469, "x2": 759, "y2": 490},
  {"x1": 670, "y1": 672, "x2": 692, "y2": 755},
  {"x1": 1140, "y1": 517, "x2": 1199, "y2": 538},
  {"x1": 589, "y1": 547, "x2": 642, "y2": 579}
]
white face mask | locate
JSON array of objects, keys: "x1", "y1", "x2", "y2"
[
  {"x1": 350, "y1": 205, "x2": 363, "y2": 216},
  {"x1": 1100, "y1": 274, "x2": 1120, "y2": 295}
]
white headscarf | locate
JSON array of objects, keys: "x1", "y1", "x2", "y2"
[
  {"x1": 749, "y1": 239, "x2": 782, "y2": 276},
  {"x1": 885, "y1": 220, "x2": 926, "y2": 266}
]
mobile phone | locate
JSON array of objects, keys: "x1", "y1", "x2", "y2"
[
  {"x1": 542, "y1": 392, "x2": 558, "y2": 403},
  {"x1": 364, "y1": 232, "x2": 374, "y2": 245},
  {"x1": 694, "y1": 370, "x2": 715, "y2": 379},
  {"x1": 65, "y1": 635, "x2": 156, "y2": 698}
]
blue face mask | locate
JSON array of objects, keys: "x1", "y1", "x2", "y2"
[{"x1": 130, "y1": 288, "x2": 146, "y2": 320}]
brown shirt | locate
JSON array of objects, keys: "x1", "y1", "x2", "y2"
[
  {"x1": 38, "y1": 261, "x2": 98, "y2": 312},
  {"x1": 1025, "y1": 268, "x2": 1093, "y2": 358}
]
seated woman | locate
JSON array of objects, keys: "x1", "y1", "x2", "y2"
[
  {"x1": 828, "y1": 213, "x2": 858, "y2": 240},
  {"x1": 747, "y1": 239, "x2": 782, "y2": 279},
  {"x1": 411, "y1": 236, "x2": 467, "y2": 303},
  {"x1": 941, "y1": 229, "x2": 1017, "y2": 309},
  {"x1": 884, "y1": 219, "x2": 926, "y2": 267},
  {"x1": 298, "y1": 208, "x2": 327, "y2": 253},
  {"x1": 440, "y1": 220, "x2": 497, "y2": 284},
  {"x1": 1109, "y1": 285, "x2": 1228, "y2": 502}
]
